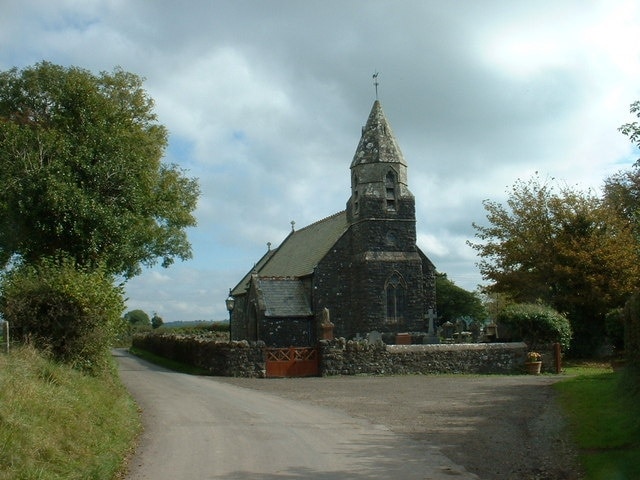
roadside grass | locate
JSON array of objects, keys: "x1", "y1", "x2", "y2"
[
  {"x1": 555, "y1": 362, "x2": 640, "y2": 479},
  {"x1": 129, "y1": 346, "x2": 209, "y2": 375},
  {"x1": 0, "y1": 345, "x2": 140, "y2": 480}
]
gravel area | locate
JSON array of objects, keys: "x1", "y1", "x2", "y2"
[{"x1": 216, "y1": 374, "x2": 582, "y2": 480}]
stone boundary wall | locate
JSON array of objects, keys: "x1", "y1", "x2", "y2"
[
  {"x1": 320, "y1": 339, "x2": 528, "y2": 375},
  {"x1": 133, "y1": 333, "x2": 536, "y2": 377},
  {"x1": 132, "y1": 333, "x2": 266, "y2": 377}
]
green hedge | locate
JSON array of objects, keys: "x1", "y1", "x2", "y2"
[
  {"x1": 497, "y1": 303, "x2": 572, "y2": 351},
  {"x1": 0, "y1": 258, "x2": 125, "y2": 374}
]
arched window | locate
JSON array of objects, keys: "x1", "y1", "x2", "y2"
[
  {"x1": 385, "y1": 272, "x2": 406, "y2": 324},
  {"x1": 385, "y1": 171, "x2": 396, "y2": 212}
]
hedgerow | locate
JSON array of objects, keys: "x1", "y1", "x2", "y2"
[
  {"x1": 0, "y1": 258, "x2": 126, "y2": 374},
  {"x1": 497, "y1": 303, "x2": 572, "y2": 351}
]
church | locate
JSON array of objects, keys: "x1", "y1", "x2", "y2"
[{"x1": 228, "y1": 100, "x2": 437, "y2": 347}]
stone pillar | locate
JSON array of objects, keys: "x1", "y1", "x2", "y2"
[{"x1": 320, "y1": 308, "x2": 335, "y2": 340}]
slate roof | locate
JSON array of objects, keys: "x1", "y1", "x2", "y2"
[
  {"x1": 260, "y1": 211, "x2": 348, "y2": 277},
  {"x1": 232, "y1": 210, "x2": 348, "y2": 295},
  {"x1": 231, "y1": 248, "x2": 276, "y2": 296},
  {"x1": 256, "y1": 277, "x2": 312, "y2": 317}
]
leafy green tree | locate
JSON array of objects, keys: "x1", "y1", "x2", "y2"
[
  {"x1": 469, "y1": 175, "x2": 640, "y2": 356},
  {"x1": 0, "y1": 62, "x2": 200, "y2": 278},
  {"x1": 604, "y1": 101, "x2": 640, "y2": 238},
  {"x1": 151, "y1": 312, "x2": 164, "y2": 329},
  {"x1": 0, "y1": 257, "x2": 125, "y2": 374},
  {"x1": 618, "y1": 100, "x2": 640, "y2": 151},
  {"x1": 436, "y1": 273, "x2": 487, "y2": 324},
  {"x1": 125, "y1": 309, "x2": 150, "y2": 327}
]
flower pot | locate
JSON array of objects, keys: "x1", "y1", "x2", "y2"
[{"x1": 525, "y1": 361, "x2": 542, "y2": 375}]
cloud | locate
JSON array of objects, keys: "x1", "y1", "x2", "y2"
[{"x1": 2, "y1": 0, "x2": 640, "y2": 321}]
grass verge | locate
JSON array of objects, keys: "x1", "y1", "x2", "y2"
[
  {"x1": 555, "y1": 364, "x2": 640, "y2": 479},
  {"x1": 0, "y1": 345, "x2": 140, "y2": 480},
  {"x1": 129, "y1": 346, "x2": 209, "y2": 375}
]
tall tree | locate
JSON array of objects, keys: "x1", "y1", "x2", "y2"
[
  {"x1": 435, "y1": 273, "x2": 487, "y2": 324},
  {"x1": 0, "y1": 62, "x2": 199, "y2": 278},
  {"x1": 605, "y1": 100, "x2": 640, "y2": 239},
  {"x1": 469, "y1": 175, "x2": 640, "y2": 355},
  {"x1": 125, "y1": 309, "x2": 151, "y2": 327}
]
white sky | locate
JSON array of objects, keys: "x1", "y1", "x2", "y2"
[{"x1": 2, "y1": 0, "x2": 639, "y2": 321}]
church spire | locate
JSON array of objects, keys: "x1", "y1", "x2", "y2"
[
  {"x1": 347, "y1": 100, "x2": 413, "y2": 223},
  {"x1": 350, "y1": 100, "x2": 407, "y2": 169}
]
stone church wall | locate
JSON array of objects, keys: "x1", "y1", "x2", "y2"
[
  {"x1": 259, "y1": 317, "x2": 314, "y2": 347},
  {"x1": 313, "y1": 233, "x2": 353, "y2": 337}
]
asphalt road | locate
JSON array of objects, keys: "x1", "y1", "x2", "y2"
[{"x1": 115, "y1": 349, "x2": 479, "y2": 479}]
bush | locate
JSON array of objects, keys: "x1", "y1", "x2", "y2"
[
  {"x1": 497, "y1": 303, "x2": 572, "y2": 351},
  {"x1": 605, "y1": 308, "x2": 625, "y2": 351},
  {"x1": 0, "y1": 258, "x2": 125, "y2": 374}
]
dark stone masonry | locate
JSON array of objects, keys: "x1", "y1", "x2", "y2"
[
  {"x1": 319, "y1": 339, "x2": 527, "y2": 376},
  {"x1": 133, "y1": 334, "x2": 265, "y2": 377},
  {"x1": 133, "y1": 333, "x2": 529, "y2": 378}
]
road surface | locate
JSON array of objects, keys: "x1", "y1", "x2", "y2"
[{"x1": 115, "y1": 349, "x2": 478, "y2": 479}]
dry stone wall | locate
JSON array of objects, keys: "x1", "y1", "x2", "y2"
[
  {"x1": 319, "y1": 339, "x2": 528, "y2": 375},
  {"x1": 132, "y1": 333, "x2": 266, "y2": 377},
  {"x1": 133, "y1": 333, "x2": 529, "y2": 377}
]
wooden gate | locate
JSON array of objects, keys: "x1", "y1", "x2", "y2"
[{"x1": 265, "y1": 347, "x2": 319, "y2": 378}]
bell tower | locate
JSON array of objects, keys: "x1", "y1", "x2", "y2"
[
  {"x1": 346, "y1": 100, "x2": 417, "y2": 249},
  {"x1": 345, "y1": 100, "x2": 425, "y2": 334}
]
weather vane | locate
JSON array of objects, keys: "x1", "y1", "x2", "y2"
[{"x1": 372, "y1": 71, "x2": 379, "y2": 100}]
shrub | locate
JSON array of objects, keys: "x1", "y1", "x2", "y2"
[
  {"x1": 497, "y1": 303, "x2": 572, "y2": 351},
  {"x1": 0, "y1": 258, "x2": 125, "y2": 374},
  {"x1": 605, "y1": 308, "x2": 625, "y2": 351}
]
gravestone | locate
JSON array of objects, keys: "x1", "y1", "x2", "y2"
[
  {"x1": 366, "y1": 330, "x2": 383, "y2": 345},
  {"x1": 441, "y1": 321, "x2": 455, "y2": 343}
]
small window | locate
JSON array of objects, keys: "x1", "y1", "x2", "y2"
[{"x1": 385, "y1": 171, "x2": 396, "y2": 212}]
